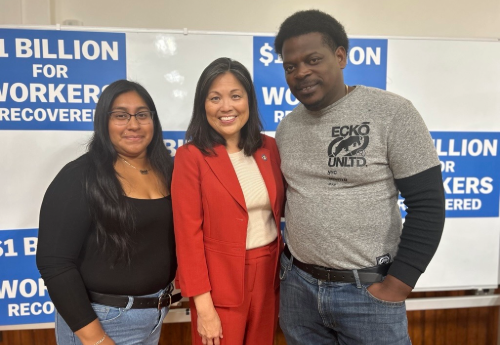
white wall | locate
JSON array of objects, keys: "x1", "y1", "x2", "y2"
[
  {"x1": 1, "y1": 0, "x2": 499, "y2": 39},
  {"x1": 0, "y1": 0, "x2": 51, "y2": 25}
]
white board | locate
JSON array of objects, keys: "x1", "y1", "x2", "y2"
[{"x1": 1, "y1": 26, "x2": 499, "y2": 328}]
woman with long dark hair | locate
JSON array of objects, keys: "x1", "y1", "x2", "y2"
[
  {"x1": 172, "y1": 58, "x2": 285, "y2": 345},
  {"x1": 37, "y1": 80, "x2": 178, "y2": 345}
]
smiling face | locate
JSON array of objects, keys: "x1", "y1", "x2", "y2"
[
  {"x1": 282, "y1": 32, "x2": 347, "y2": 111},
  {"x1": 108, "y1": 91, "x2": 154, "y2": 158},
  {"x1": 205, "y1": 72, "x2": 250, "y2": 149}
]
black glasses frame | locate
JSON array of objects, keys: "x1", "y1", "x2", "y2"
[{"x1": 108, "y1": 110, "x2": 156, "y2": 123}]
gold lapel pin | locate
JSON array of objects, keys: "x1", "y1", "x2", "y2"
[{"x1": 262, "y1": 155, "x2": 267, "y2": 161}]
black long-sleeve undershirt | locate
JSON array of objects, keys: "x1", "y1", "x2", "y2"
[{"x1": 389, "y1": 165, "x2": 445, "y2": 288}]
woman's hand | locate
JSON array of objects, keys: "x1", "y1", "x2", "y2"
[
  {"x1": 197, "y1": 308, "x2": 223, "y2": 345},
  {"x1": 193, "y1": 292, "x2": 223, "y2": 345}
]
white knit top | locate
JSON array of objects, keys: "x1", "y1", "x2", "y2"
[{"x1": 228, "y1": 150, "x2": 277, "y2": 249}]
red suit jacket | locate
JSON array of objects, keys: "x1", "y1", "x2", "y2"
[{"x1": 172, "y1": 135, "x2": 284, "y2": 307}]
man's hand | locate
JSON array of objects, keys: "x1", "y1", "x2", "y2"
[{"x1": 366, "y1": 274, "x2": 412, "y2": 302}]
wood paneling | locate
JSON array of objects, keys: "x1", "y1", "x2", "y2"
[
  {"x1": 0, "y1": 291, "x2": 498, "y2": 345},
  {"x1": 0, "y1": 329, "x2": 55, "y2": 345},
  {"x1": 406, "y1": 289, "x2": 499, "y2": 345}
]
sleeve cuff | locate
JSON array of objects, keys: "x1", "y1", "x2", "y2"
[
  {"x1": 179, "y1": 283, "x2": 212, "y2": 298},
  {"x1": 387, "y1": 259, "x2": 422, "y2": 288}
]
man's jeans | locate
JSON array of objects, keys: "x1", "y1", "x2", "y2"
[{"x1": 279, "y1": 252, "x2": 411, "y2": 345}]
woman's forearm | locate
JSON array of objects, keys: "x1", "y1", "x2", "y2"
[
  {"x1": 193, "y1": 291, "x2": 216, "y2": 316},
  {"x1": 74, "y1": 319, "x2": 115, "y2": 345}
]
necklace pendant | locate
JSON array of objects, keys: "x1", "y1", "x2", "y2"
[{"x1": 140, "y1": 169, "x2": 149, "y2": 175}]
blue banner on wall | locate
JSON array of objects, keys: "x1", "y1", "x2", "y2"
[
  {"x1": 163, "y1": 130, "x2": 187, "y2": 157},
  {"x1": 400, "y1": 131, "x2": 500, "y2": 218},
  {"x1": 435, "y1": 131, "x2": 500, "y2": 217},
  {"x1": 0, "y1": 29, "x2": 126, "y2": 131},
  {"x1": 343, "y1": 39, "x2": 387, "y2": 89},
  {"x1": 0, "y1": 229, "x2": 53, "y2": 326},
  {"x1": 253, "y1": 37, "x2": 388, "y2": 131}
]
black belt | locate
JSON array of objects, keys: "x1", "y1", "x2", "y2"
[
  {"x1": 88, "y1": 289, "x2": 182, "y2": 310},
  {"x1": 284, "y1": 246, "x2": 390, "y2": 284}
]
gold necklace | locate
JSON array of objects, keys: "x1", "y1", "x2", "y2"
[{"x1": 121, "y1": 157, "x2": 150, "y2": 175}]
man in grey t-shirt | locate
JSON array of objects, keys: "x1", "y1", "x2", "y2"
[{"x1": 274, "y1": 10, "x2": 445, "y2": 345}]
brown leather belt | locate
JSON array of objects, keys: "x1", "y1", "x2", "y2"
[
  {"x1": 284, "y1": 246, "x2": 390, "y2": 284},
  {"x1": 88, "y1": 289, "x2": 182, "y2": 310}
]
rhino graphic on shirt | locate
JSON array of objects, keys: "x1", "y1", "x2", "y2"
[{"x1": 327, "y1": 122, "x2": 370, "y2": 167}]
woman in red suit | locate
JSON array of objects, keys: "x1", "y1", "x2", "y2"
[{"x1": 172, "y1": 58, "x2": 285, "y2": 345}]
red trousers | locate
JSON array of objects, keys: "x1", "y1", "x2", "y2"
[{"x1": 190, "y1": 240, "x2": 279, "y2": 345}]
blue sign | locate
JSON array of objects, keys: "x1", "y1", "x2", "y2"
[
  {"x1": 253, "y1": 36, "x2": 388, "y2": 131},
  {"x1": 400, "y1": 132, "x2": 500, "y2": 218},
  {"x1": 0, "y1": 29, "x2": 126, "y2": 131},
  {"x1": 163, "y1": 130, "x2": 186, "y2": 157},
  {"x1": 0, "y1": 229, "x2": 54, "y2": 326},
  {"x1": 343, "y1": 39, "x2": 387, "y2": 90}
]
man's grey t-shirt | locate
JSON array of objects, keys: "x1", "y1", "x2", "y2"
[{"x1": 276, "y1": 85, "x2": 440, "y2": 270}]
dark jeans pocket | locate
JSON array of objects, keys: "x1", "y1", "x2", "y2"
[{"x1": 362, "y1": 285, "x2": 406, "y2": 307}]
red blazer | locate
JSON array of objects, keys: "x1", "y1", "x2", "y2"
[{"x1": 172, "y1": 135, "x2": 284, "y2": 307}]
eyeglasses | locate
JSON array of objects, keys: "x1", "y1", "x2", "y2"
[{"x1": 109, "y1": 110, "x2": 155, "y2": 125}]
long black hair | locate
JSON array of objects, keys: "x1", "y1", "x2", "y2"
[
  {"x1": 86, "y1": 79, "x2": 173, "y2": 263},
  {"x1": 185, "y1": 57, "x2": 263, "y2": 156}
]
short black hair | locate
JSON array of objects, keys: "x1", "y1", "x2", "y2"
[
  {"x1": 274, "y1": 9, "x2": 349, "y2": 56},
  {"x1": 185, "y1": 57, "x2": 263, "y2": 156}
]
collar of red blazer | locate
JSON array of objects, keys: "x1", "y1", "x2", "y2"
[{"x1": 203, "y1": 144, "x2": 276, "y2": 212}]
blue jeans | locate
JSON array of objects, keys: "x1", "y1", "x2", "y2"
[
  {"x1": 279, "y1": 252, "x2": 411, "y2": 345},
  {"x1": 56, "y1": 287, "x2": 170, "y2": 345}
]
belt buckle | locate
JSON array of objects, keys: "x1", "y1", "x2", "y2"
[
  {"x1": 314, "y1": 266, "x2": 330, "y2": 279},
  {"x1": 320, "y1": 267, "x2": 342, "y2": 282},
  {"x1": 158, "y1": 292, "x2": 172, "y2": 310},
  {"x1": 323, "y1": 268, "x2": 334, "y2": 281},
  {"x1": 157, "y1": 290, "x2": 165, "y2": 310}
]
